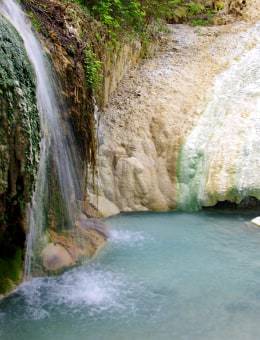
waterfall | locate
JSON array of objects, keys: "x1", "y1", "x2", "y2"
[{"x1": 0, "y1": 0, "x2": 84, "y2": 277}]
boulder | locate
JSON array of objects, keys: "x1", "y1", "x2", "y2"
[
  {"x1": 42, "y1": 243, "x2": 74, "y2": 272},
  {"x1": 41, "y1": 217, "x2": 107, "y2": 274}
]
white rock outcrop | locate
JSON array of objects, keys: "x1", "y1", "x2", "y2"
[{"x1": 95, "y1": 3, "x2": 260, "y2": 214}]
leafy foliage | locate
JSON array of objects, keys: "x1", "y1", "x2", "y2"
[
  {"x1": 84, "y1": 47, "x2": 103, "y2": 92},
  {"x1": 70, "y1": 0, "x2": 220, "y2": 33},
  {"x1": 66, "y1": 0, "x2": 222, "y2": 93}
]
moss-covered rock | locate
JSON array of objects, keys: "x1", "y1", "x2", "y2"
[{"x1": 0, "y1": 14, "x2": 40, "y2": 294}]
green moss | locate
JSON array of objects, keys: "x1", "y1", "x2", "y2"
[
  {"x1": 0, "y1": 249, "x2": 23, "y2": 294},
  {"x1": 27, "y1": 11, "x2": 42, "y2": 32},
  {"x1": 0, "y1": 14, "x2": 40, "y2": 192},
  {"x1": 0, "y1": 14, "x2": 40, "y2": 294}
]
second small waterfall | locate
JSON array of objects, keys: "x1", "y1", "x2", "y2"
[{"x1": 0, "y1": 0, "x2": 84, "y2": 277}]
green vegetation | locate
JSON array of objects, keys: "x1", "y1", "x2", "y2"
[
  {"x1": 28, "y1": 11, "x2": 42, "y2": 32},
  {"x1": 69, "y1": 0, "x2": 222, "y2": 34},
  {"x1": 84, "y1": 47, "x2": 103, "y2": 92},
  {"x1": 0, "y1": 250, "x2": 23, "y2": 294},
  {"x1": 25, "y1": 0, "x2": 224, "y2": 97},
  {"x1": 0, "y1": 14, "x2": 40, "y2": 294},
  {"x1": 66, "y1": 0, "x2": 222, "y2": 91},
  {"x1": 70, "y1": 0, "x2": 145, "y2": 32}
]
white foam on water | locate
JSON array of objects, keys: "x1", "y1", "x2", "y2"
[
  {"x1": 19, "y1": 279, "x2": 50, "y2": 320},
  {"x1": 53, "y1": 267, "x2": 127, "y2": 313},
  {"x1": 16, "y1": 265, "x2": 141, "y2": 320},
  {"x1": 109, "y1": 229, "x2": 148, "y2": 246}
]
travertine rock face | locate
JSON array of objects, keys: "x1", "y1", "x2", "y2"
[
  {"x1": 178, "y1": 24, "x2": 260, "y2": 210},
  {"x1": 97, "y1": 8, "x2": 260, "y2": 214}
]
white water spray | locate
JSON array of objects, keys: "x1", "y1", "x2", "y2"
[{"x1": 0, "y1": 0, "x2": 83, "y2": 277}]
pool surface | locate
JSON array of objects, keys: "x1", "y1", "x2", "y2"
[{"x1": 1, "y1": 211, "x2": 260, "y2": 340}]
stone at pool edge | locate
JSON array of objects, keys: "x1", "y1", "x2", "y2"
[
  {"x1": 42, "y1": 243, "x2": 74, "y2": 272},
  {"x1": 251, "y1": 217, "x2": 260, "y2": 226},
  {"x1": 41, "y1": 217, "x2": 107, "y2": 273}
]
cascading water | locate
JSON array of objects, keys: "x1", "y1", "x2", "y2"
[
  {"x1": 178, "y1": 23, "x2": 260, "y2": 211},
  {"x1": 0, "y1": 0, "x2": 84, "y2": 277}
]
